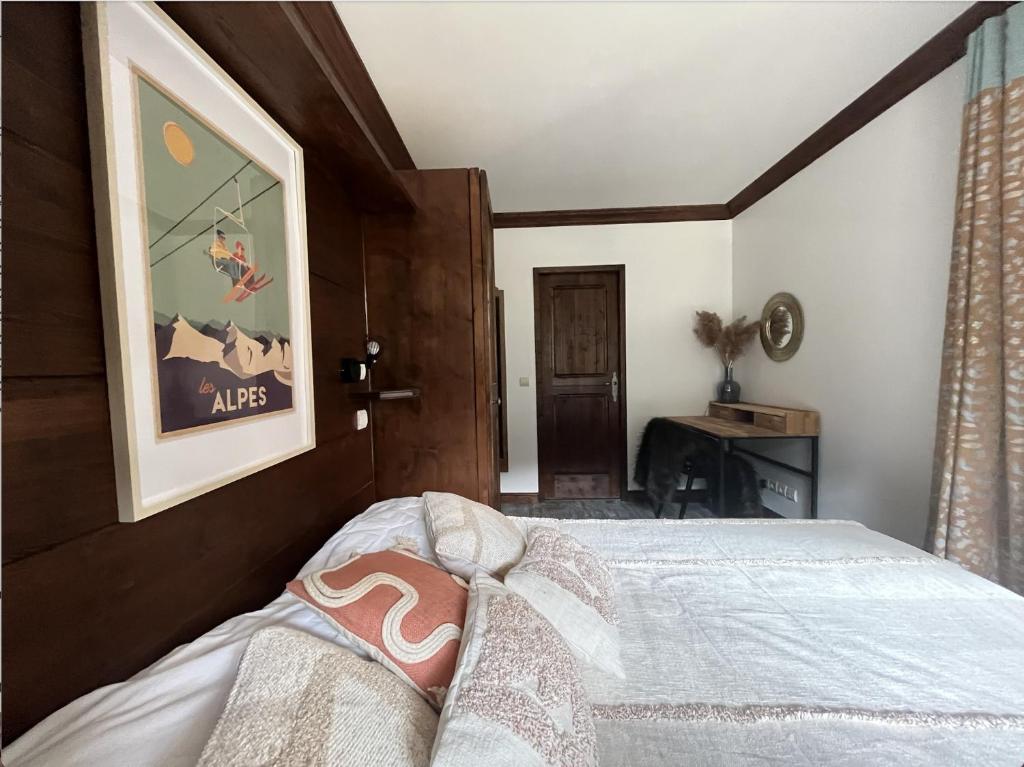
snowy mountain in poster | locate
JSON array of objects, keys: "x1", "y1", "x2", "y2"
[{"x1": 153, "y1": 314, "x2": 293, "y2": 434}]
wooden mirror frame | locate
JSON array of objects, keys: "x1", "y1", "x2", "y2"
[{"x1": 760, "y1": 292, "x2": 804, "y2": 362}]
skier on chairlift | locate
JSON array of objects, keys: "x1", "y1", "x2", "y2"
[{"x1": 209, "y1": 229, "x2": 245, "y2": 284}]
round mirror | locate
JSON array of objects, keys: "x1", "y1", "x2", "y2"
[{"x1": 760, "y1": 292, "x2": 804, "y2": 361}]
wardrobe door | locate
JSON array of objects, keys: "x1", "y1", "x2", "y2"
[{"x1": 363, "y1": 168, "x2": 498, "y2": 505}]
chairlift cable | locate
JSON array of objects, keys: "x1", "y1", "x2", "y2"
[
  {"x1": 147, "y1": 159, "x2": 252, "y2": 250},
  {"x1": 149, "y1": 179, "x2": 280, "y2": 268}
]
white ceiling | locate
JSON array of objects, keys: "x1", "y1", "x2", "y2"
[{"x1": 336, "y1": 1, "x2": 968, "y2": 212}]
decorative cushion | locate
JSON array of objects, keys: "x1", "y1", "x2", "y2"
[
  {"x1": 423, "y1": 491, "x2": 526, "y2": 579},
  {"x1": 504, "y1": 527, "x2": 623, "y2": 677},
  {"x1": 198, "y1": 627, "x2": 438, "y2": 767},
  {"x1": 431, "y1": 575, "x2": 598, "y2": 767},
  {"x1": 287, "y1": 546, "x2": 468, "y2": 708}
]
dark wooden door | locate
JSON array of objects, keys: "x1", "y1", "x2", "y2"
[{"x1": 534, "y1": 266, "x2": 626, "y2": 500}]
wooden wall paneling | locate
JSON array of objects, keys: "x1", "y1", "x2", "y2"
[
  {"x1": 3, "y1": 218, "x2": 108, "y2": 378},
  {"x1": 310, "y1": 274, "x2": 373, "y2": 444},
  {"x1": 3, "y1": 134, "x2": 107, "y2": 377},
  {"x1": 2, "y1": 2, "x2": 379, "y2": 741},
  {"x1": 303, "y1": 161, "x2": 370, "y2": 289},
  {"x1": 363, "y1": 169, "x2": 484, "y2": 500},
  {"x1": 196, "y1": 480, "x2": 377, "y2": 629},
  {"x1": 3, "y1": 377, "x2": 119, "y2": 563},
  {"x1": 3, "y1": 5, "x2": 105, "y2": 379},
  {"x1": 158, "y1": 2, "x2": 413, "y2": 214},
  {"x1": 4, "y1": 437, "x2": 374, "y2": 741},
  {"x1": 3, "y1": 54, "x2": 94, "y2": 170},
  {"x1": 4, "y1": 3, "x2": 93, "y2": 86}
]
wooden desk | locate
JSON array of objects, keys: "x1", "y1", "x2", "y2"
[
  {"x1": 666, "y1": 413, "x2": 820, "y2": 519},
  {"x1": 668, "y1": 416, "x2": 819, "y2": 440}
]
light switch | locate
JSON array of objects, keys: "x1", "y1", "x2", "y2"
[
  {"x1": 519, "y1": 377, "x2": 530, "y2": 387},
  {"x1": 355, "y1": 409, "x2": 369, "y2": 430}
]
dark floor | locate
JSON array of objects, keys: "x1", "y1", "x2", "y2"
[{"x1": 501, "y1": 497, "x2": 713, "y2": 520}]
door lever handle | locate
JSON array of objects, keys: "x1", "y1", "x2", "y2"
[{"x1": 610, "y1": 371, "x2": 619, "y2": 403}]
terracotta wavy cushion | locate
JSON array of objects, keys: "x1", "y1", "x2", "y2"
[{"x1": 287, "y1": 546, "x2": 469, "y2": 708}]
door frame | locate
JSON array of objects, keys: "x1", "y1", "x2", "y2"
[{"x1": 532, "y1": 264, "x2": 628, "y2": 500}]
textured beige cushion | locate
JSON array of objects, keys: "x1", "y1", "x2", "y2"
[
  {"x1": 431, "y1": 574, "x2": 597, "y2": 767},
  {"x1": 424, "y1": 492, "x2": 525, "y2": 579},
  {"x1": 198, "y1": 627, "x2": 438, "y2": 767},
  {"x1": 504, "y1": 527, "x2": 623, "y2": 677}
]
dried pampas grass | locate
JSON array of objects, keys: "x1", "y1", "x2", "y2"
[
  {"x1": 693, "y1": 311, "x2": 723, "y2": 349},
  {"x1": 693, "y1": 311, "x2": 760, "y2": 367}
]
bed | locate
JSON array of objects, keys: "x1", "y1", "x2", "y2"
[{"x1": 7, "y1": 497, "x2": 1024, "y2": 766}]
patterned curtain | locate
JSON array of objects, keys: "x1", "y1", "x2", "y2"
[{"x1": 928, "y1": 4, "x2": 1024, "y2": 595}]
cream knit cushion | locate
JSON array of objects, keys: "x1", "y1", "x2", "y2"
[
  {"x1": 504, "y1": 527, "x2": 623, "y2": 677},
  {"x1": 424, "y1": 492, "x2": 526, "y2": 579},
  {"x1": 431, "y1": 575, "x2": 597, "y2": 767},
  {"x1": 198, "y1": 627, "x2": 438, "y2": 767}
]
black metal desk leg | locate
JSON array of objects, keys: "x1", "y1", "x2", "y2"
[
  {"x1": 718, "y1": 438, "x2": 727, "y2": 516},
  {"x1": 810, "y1": 436, "x2": 819, "y2": 519}
]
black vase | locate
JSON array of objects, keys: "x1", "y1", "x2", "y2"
[{"x1": 718, "y1": 366, "x2": 741, "y2": 403}]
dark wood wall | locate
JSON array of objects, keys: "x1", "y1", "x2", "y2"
[{"x1": 2, "y1": 3, "x2": 376, "y2": 741}]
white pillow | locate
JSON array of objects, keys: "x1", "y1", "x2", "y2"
[
  {"x1": 423, "y1": 491, "x2": 525, "y2": 579},
  {"x1": 431, "y1": 574, "x2": 598, "y2": 767},
  {"x1": 198, "y1": 627, "x2": 438, "y2": 767},
  {"x1": 504, "y1": 527, "x2": 623, "y2": 677}
]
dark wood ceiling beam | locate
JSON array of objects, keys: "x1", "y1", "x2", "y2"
[
  {"x1": 493, "y1": 204, "x2": 731, "y2": 228},
  {"x1": 159, "y1": 2, "x2": 414, "y2": 214}
]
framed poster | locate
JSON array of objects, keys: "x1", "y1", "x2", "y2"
[{"x1": 83, "y1": 2, "x2": 315, "y2": 522}]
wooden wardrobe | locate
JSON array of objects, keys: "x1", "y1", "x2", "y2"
[{"x1": 363, "y1": 168, "x2": 501, "y2": 507}]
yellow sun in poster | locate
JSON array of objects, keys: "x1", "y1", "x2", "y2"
[{"x1": 162, "y1": 121, "x2": 194, "y2": 166}]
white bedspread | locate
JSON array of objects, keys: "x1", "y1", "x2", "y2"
[
  {"x1": 557, "y1": 518, "x2": 1024, "y2": 766},
  {"x1": 7, "y1": 505, "x2": 1024, "y2": 766}
]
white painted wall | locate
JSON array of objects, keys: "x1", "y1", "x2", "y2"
[
  {"x1": 495, "y1": 222, "x2": 733, "y2": 493},
  {"x1": 495, "y1": 61, "x2": 963, "y2": 546},
  {"x1": 731, "y1": 61, "x2": 966, "y2": 545}
]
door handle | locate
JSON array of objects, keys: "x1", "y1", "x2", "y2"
[{"x1": 602, "y1": 368, "x2": 618, "y2": 401}]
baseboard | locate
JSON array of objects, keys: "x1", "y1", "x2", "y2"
[{"x1": 499, "y1": 493, "x2": 540, "y2": 505}]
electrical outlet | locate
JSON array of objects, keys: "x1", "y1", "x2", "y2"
[{"x1": 766, "y1": 479, "x2": 798, "y2": 503}]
